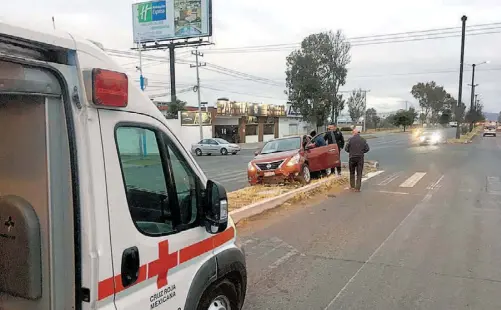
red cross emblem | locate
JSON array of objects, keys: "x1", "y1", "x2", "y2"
[{"x1": 147, "y1": 240, "x2": 178, "y2": 289}]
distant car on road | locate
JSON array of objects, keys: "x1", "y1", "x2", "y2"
[
  {"x1": 483, "y1": 125, "x2": 497, "y2": 137},
  {"x1": 191, "y1": 138, "x2": 241, "y2": 156},
  {"x1": 449, "y1": 121, "x2": 458, "y2": 127},
  {"x1": 247, "y1": 134, "x2": 340, "y2": 185},
  {"x1": 418, "y1": 128, "x2": 445, "y2": 145}
]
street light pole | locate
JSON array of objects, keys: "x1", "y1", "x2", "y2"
[
  {"x1": 468, "y1": 61, "x2": 488, "y2": 131},
  {"x1": 455, "y1": 15, "x2": 467, "y2": 139}
]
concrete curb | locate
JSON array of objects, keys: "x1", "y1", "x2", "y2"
[{"x1": 229, "y1": 164, "x2": 383, "y2": 224}]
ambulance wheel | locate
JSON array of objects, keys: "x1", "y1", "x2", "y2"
[{"x1": 197, "y1": 279, "x2": 239, "y2": 310}]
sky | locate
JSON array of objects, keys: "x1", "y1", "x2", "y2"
[{"x1": 2, "y1": 0, "x2": 501, "y2": 116}]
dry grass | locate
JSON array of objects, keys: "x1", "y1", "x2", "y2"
[
  {"x1": 228, "y1": 164, "x2": 378, "y2": 211},
  {"x1": 447, "y1": 126, "x2": 482, "y2": 144}
]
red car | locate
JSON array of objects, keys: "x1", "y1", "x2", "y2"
[{"x1": 247, "y1": 133, "x2": 340, "y2": 185}]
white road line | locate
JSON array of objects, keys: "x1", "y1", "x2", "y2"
[
  {"x1": 375, "y1": 190, "x2": 409, "y2": 195},
  {"x1": 377, "y1": 172, "x2": 401, "y2": 186},
  {"x1": 399, "y1": 172, "x2": 427, "y2": 188},
  {"x1": 323, "y1": 190, "x2": 434, "y2": 310},
  {"x1": 426, "y1": 175, "x2": 444, "y2": 190}
]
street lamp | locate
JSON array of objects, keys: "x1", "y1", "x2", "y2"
[{"x1": 468, "y1": 60, "x2": 489, "y2": 131}]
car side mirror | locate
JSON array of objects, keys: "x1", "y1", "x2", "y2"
[
  {"x1": 254, "y1": 150, "x2": 260, "y2": 156},
  {"x1": 305, "y1": 143, "x2": 315, "y2": 150},
  {"x1": 204, "y1": 180, "x2": 228, "y2": 234}
]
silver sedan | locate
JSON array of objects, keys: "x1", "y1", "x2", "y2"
[{"x1": 191, "y1": 138, "x2": 241, "y2": 156}]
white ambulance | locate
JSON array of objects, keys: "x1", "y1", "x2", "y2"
[{"x1": 0, "y1": 22, "x2": 246, "y2": 310}]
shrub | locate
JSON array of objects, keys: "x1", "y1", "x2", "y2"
[{"x1": 340, "y1": 126, "x2": 353, "y2": 131}]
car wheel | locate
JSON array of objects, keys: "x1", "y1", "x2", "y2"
[
  {"x1": 298, "y1": 164, "x2": 311, "y2": 184},
  {"x1": 232, "y1": 152, "x2": 237, "y2": 155},
  {"x1": 195, "y1": 148, "x2": 202, "y2": 156},
  {"x1": 196, "y1": 279, "x2": 240, "y2": 310},
  {"x1": 324, "y1": 168, "x2": 332, "y2": 177},
  {"x1": 221, "y1": 148, "x2": 228, "y2": 155}
]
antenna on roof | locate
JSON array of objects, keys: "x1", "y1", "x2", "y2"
[{"x1": 52, "y1": 16, "x2": 56, "y2": 30}]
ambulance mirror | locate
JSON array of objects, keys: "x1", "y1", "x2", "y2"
[
  {"x1": 205, "y1": 180, "x2": 229, "y2": 234},
  {"x1": 0, "y1": 195, "x2": 42, "y2": 300}
]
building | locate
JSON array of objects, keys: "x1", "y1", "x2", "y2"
[{"x1": 279, "y1": 103, "x2": 315, "y2": 137}]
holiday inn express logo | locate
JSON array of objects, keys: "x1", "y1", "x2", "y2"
[{"x1": 137, "y1": 1, "x2": 167, "y2": 23}]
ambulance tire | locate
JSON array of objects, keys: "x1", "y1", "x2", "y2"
[{"x1": 197, "y1": 279, "x2": 239, "y2": 310}]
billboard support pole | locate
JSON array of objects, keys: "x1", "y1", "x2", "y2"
[
  {"x1": 169, "y1": 44, "x2": 176, "y2": 106},
  {"x1": 191, "y1": 47, "x2": 206, "y2": 140}
]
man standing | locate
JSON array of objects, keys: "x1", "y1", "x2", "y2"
[
  {"x1": 324, "y1": 123, "x2": 345, "y2": 175},
  {"x1": 344, "y1": 128, "x2": 370, "y2": 191}
]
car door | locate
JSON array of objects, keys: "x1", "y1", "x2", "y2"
[
  {"x1": 306, "y1": 135, "x2": 327, "y2": 171},
  {"x1": 98, "y1": 109, "x2": 216, "y2": 310},
  {"x1": 207, "y1": 139, "x2": 220, "y2": 153}
]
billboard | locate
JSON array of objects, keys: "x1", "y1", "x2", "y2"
[
  {"x1": 181, "y1": 111, "x2": 212, "y2": 126},
  {"x1": 132, "y1": 0, "x2": 212, "y2": 43}
]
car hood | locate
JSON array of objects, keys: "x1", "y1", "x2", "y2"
[{"x1": 253, "y1": 150, "x2": 299, "y2": 163}]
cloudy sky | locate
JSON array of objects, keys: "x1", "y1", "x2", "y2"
[{"x1": 2, "y1": 0, "x2": 501, "y2": 116}]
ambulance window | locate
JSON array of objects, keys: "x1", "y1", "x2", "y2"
[
  {"x1": 116, "y1": 127, "x2": 175, "y2": 235},
  {"x1": 164, "y1": 137, "x2": 199, "y2": 226}
]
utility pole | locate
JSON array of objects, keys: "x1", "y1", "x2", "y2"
[
  {"x1": 455, "y1": 15, "x2": 467, "y2": 139},
  {"x1": 168, "y1": 44, "x2": 176, "y2": 107},
  {"x1": 52, "y1": 16, "x2": 56, "y2": 30},
  {"x1": 191, "y1": 48, "x2": 206, "y2": 140},
  {"x1": 362, "y1": 90, "x2": 370, "y2": 132}
]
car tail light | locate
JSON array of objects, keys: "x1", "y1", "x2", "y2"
[{"x1": 92, "y1": 69, "x2": 128, "y2": 107}]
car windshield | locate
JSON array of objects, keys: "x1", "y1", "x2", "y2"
[
  {"x1": 260, "y1": 137, "x2": 301, "y2": 154},
  {"x1": 215, "y1": 138, "x2": 230, "y2": 144}
]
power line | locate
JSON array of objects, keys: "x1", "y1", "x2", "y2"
[{"x1": 200, "y1": 85, "x2": 286, "y2": 100}]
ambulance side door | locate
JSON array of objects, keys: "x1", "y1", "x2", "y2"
[{"x1": 97, "y1": 109, "x2": 216, "y2": 310}]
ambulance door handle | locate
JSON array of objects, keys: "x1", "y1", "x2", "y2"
[{"x1": 121, "y1": 246, "x2": 140, "y2": 287}]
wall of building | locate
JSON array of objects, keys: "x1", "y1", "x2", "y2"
[
  {"x1": 165, "y1": 117, "x2": 213, "y2": 152},
  {"x1": 214, "y1": 117, "x2": 239, "y2": 126},
  {"x1": 279, "y1": 117, "x2": 314, "y2": 137}
]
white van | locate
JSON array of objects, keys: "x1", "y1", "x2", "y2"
[{"x1": 0, "y1": 23, "x2": 246, "y2": 310}]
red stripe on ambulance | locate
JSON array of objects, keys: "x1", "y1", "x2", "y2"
[{"x1": 97, "y1": 226, "x2": 235, "y2": 301}]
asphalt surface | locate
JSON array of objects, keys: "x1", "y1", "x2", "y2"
[
  {"x1": 194, "y1": 129, "x2": 458, "y2": 192},
  {"x1": 237, "y1": 129, "x2": 501, "y2": 309}
]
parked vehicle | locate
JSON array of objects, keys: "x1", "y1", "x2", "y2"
[
  {"x1": 192, "y1": 138, "x2": 241, "y2": 156},
  {"x1": 0, "y1": 22, "x2": 246, "y2": 310},
  {"x1": 483, "y1": 125, "x2": 497, "y2": 137},
  {"x1": 247, "y1": 134, "x2": 340, "y2": 185},
  {"x1": 449, "y1": 121, "x2": 458, "y2": 127}
]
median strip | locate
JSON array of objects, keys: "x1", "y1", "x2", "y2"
[{"x1": 229, "y1": 161, "x2": 380, "y2": 223}]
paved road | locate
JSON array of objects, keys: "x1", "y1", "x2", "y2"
[
  {"x1": 194, "y1": 129, "x2": 457, "y2": 192},
  {"x1": 239, "y1": 132, "x2": 501, "y2": 309}
]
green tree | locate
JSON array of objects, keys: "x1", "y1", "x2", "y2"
[
  {"x1": 286, "y1": 30, "x2": 351, "y2": 127},
  {"x1": 465, "y1": 103, "x2": 485, "y2": 124},
  {"x1": 365, "y1": 107, "x2": 380, "y2": 129},
  {"x1": 166, "y1": 99, "x2": 187, "y2": 119},
  {"x1": 410, "y1": 81, "x2": 450, "y2": 123},
  {"x1": 439, "y1": 109, "x2": 452, "y2": 125},
  {"x1": 392, "y1": 108, "x2": 417, "y2": 131},
  {"x1": 347, "y1": 88, "x2": 366, "y2": 123}
]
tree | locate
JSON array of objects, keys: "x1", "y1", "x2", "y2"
[
  {"x1": 285, "y1": 30, "x2": 351, "y2": 127},
  {"x1": 465, "y1": 102, "x2": 485, "y2": 124},
  {"x1": 347, "y1": 89, "x2": 366, "y2": 123},
  {"x1": 166, "y1": 99, "x2": 187, "y2": 119},
  {"x1": 410, "y1": 81, "x2": 450, "y2": 123},
  {"x1": 365, "y1": 107, "x2": 380, "y2": 129},
  {"x1": 392, "y1": 108, "x2": 417, "y2": 131},
  {"x1": 439, "y1": 109, "x2": 452, "y2": 125}
]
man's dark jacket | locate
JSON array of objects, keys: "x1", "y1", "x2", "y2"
[
  {"x1": 344, "y1": 134, "x2": 370, "y2": 158},
  {"x1": 324, "y1": 129, "x2": 345, "y2": 149}
]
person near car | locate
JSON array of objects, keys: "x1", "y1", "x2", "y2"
[
  {"x1": 344, "y1": 128, "x2": 370, "y2": 192},
  {"x1": 324, "y1": 123, "x2": 345, "y2": 175},
  {"x1": 310, "y1": 130, "x2": 326, "y2": 147}
]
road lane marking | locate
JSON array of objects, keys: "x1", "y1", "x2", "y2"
[
  {"x1": 323, "y1": 189, "x2": 434, "y2": 310},
  {"x1": 399, "y1": 172, "x2": 426, "y2": 188},
  {"x1": 427, "y1": 175, "x2": 444, "y2": 190},
  {"x1": 375, "y1": 190, "x2": 409, "y2": 195},
  {"x1": 377, "y1": 172, "x2": 401, "y2": 186}
]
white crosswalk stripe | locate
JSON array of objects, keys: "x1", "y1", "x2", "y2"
[
  {"x1": 377, "y1": 172, "x2": 402, "y2": 186},
  {"x1": 399, "y1": 172, "x2": 427, "y2": 188}
]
